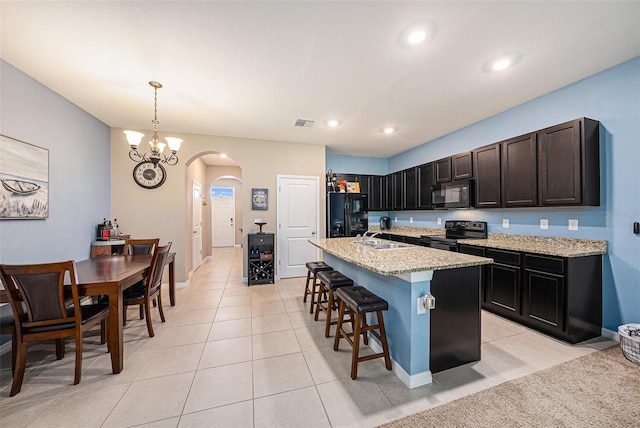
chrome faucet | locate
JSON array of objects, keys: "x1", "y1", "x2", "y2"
[{"x1": 361, "y1": 230, "x2": 381, "y2": 245}]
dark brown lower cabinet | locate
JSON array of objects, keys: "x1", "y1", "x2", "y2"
[
  {"x1": 485, "y1": 249, "x2": 521, "y2": 316},
  {"x1": 461, "y1": 244, "x2": 601, "y2": 344}
]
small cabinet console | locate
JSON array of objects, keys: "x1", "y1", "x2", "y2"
[{"x1": 248, "y1": 233, "x2": 275, "y2": 285}]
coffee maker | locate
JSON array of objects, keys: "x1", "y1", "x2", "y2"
[{"x1": 380, "y1": 216, "x2": 391, "y2": 230}]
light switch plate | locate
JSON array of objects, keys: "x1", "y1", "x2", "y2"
[
  {"x1": 503, "y1": 218, "x2": 510, "y2": 228},
  {"x1": 569, "y1": 219, "x2": 579, "y2": 230},
  {"x1": 540, "y1": 219, "x2": 549, "y2": 230},
  {"x1": 437, "y1": 218, "x2": 442, "y2": 225}
]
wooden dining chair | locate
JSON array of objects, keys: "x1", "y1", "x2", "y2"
[
  {"x1": 0, "y1": 304, "x2": 17, "y2": 374},
  {"x1": 123, "y1": 242, "x2": 171, "y2": 337},
  {"x1": 0, "y1": 261, "x2": 111, "y2": 396},
  {"x1": 124, "y1": 238, "x2": 160, "y2": 256}
]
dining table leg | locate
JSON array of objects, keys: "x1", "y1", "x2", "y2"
[
  {"x1": 106, "y1": 287, "x2": 124, "y2": 374},
  {"x1": 169, "y1": 259, "x2": 176, "y2": 306}
]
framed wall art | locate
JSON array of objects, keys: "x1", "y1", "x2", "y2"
[
  {"x1": 251, "y1": 188, "x2": 268, "y2": 210},
  {"x1": 0, "y1": 134, "x2": 49, "y2": 219}
]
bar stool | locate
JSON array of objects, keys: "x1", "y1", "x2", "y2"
[
  {"x1": 303, "y1": 261, "x2": 333, "y2": 314},
  {"x1": 314, "y1": 270, "x2": 354, "y2": 337},
  {"x1": 334, "y1": 286, "x2": 392, "y2": 380}
]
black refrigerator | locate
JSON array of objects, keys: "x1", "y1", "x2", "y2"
[{"x1": 327, "y1": 193, "x2": 368, "y2": 237}]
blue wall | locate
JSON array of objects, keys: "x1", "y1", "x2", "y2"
[
  {"x1": 327, "y1": 57, "x2": 640, "y2": 331},
  {"x1": 0, "y1": 60, "x2": 111, "y2": 263}
]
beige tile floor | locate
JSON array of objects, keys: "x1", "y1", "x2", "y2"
[{"x1": 0, "y1": 246, "x2": 615, "y2": 427}]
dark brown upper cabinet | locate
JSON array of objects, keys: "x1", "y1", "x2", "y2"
[
  {"x1": 402, "y1": 167, "x2": 418, "y2": 210},
  {"x1": 417, "y1": 162, "x2": 435, "y2": 209},
  {"x1": 453, "y1": 151, "x2": 473, "y2": 180},
  {"x1": 502, "y1": 133, "x2": 538, "y2": 207},
  {"x1": 364, "y1": 175, "x2": 384, "y2": 211},
  {"x1": 538, "y1": 118, "x2": 600, "y2": 206},
  {"x1": 474, "y1": 143, "x2": 502, "y2": 208},
  {"x1": 392, "y1": 171, "x2": 403, "y2": 210},
  {"x1": 384, "y1": 174, "x2": 393, "y2": 211},
  {"x1": 435, "y1": 157, "x2": 452, "y2": 183}
]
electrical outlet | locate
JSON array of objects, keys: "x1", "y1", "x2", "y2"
[
  {"x1": 424, "y1": 294, "x2": 436, "y2": 310},
  {"x1": 394, "y1": 217, "x2": 398, "y2": 222},
  {"x1": 437, "y1": 218, "x2": 442, "y2": 225},
  {"x1": 569, "y1": 219, "x2": 579, "y2": 230},
  {"x1": 417, "y1": 297, "x2": 426, "y2": 315},
  {"x1": 409, "y1": 217, "x2": 413, "y2": 223},
  {"x1": 503, "y1": 218, "x2": 510, "y2": 228},
  {"x1": 540, "y1": 219, "x2": 549, "y2": 230}
]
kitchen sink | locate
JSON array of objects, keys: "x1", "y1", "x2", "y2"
[{"x1": 351, "y1": 239, "x2": 413, "y2": 250}]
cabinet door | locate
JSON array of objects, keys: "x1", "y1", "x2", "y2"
[
  {"x1": 486, "y1": 263, "x2": 521, "y2": 315},
  {"x1": 523, "y1": 269, "x2": 565, "y2": 332},
  {"x1": 435, "y1": 157, "x2": 452, "y2": 183},
  {"x1": 366, "y1": 175, "x2": 384, "y2": 211},
  {"x1": 502, "y1": 133, "x2": 537, "y2": 206},
  {"x1": 453, "y1": 151, "x2": 473, "y2": 180},
  {"x1": 384, "y1": 174, "x2": 393, "y2": 211},
  {"x1": 359, "y1": 174, "x2": 370, "y2": 195},
  {"x1": 392, "y1": 171, "x2": 403, "y2": 210},
  {"x1": 459, "y1": 244, "x2": 487, "y2": 304},
  {"x1": 485, "y1": 248, "x2": 521, "y2": 316},
  {"x1": 402, "y1": 167, "x2": 417, "y2": 210},
  {"x1": 417, "y1": 162, "x2": 434, "y2": 209},
  {"x1": 538, "y1": 119, "x2": 582, "y2": 205},
  {"x1": 474, "y1": 143, "x2": 501, "y2": 208}
]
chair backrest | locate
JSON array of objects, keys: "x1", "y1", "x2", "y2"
[
  {"x1": 125, "y1": 238, "x2": 160, "y2": 256},
  {"x1": 146, "y1": 242, "x2": 172, "y2": 295},
  {"x1": 0, "y1": 261, "x2": 81, "y2": 335}
]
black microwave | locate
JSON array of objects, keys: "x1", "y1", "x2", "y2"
[{"x1": 431, "y1": 179, "x2": 475, "y2": 209}]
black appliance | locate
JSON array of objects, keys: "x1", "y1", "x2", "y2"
[
  {"x1": 431, "y1": 179, "x2": 475, "y2": 209},
  {"x1": 328, "y1": 193, "x2": 368, "y2": 237},
  {"x1": 420, "y1": 220, "x2": 487, "y2": 251},
  {"x1": 380, "y1": 216, "x2": 391, "y2": 230}
]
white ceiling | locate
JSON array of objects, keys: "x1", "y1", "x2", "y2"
[{"x1": 1, "y1": 1, "x2": 639, "y2": 160}]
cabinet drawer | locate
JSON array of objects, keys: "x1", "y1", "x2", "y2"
[
  {"x1": 487, "y1": 248, "x2": 521, "y2": 266},
  {"x1": 524, "y1": 254, "x2": 565, "y2": 274},
  {"x1": 459, "y1": 244, "x2": 485, "y2": 257}
]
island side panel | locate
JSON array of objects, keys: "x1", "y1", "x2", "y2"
[
  {"x1": 429, "y1": 266, "x2": 482, "y2": 373},
  {"x1": 324, "y1": 253, "x2": 432, "y2": 387}
]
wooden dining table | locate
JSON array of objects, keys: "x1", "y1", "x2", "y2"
[{"x1": 1, "y1": 252, "x2": 176, "y2": 374}]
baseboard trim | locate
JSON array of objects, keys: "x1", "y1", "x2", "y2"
[
  {"x1": 601, "y1": 327, "x2": 619, "y2": 342},
  {"x1": 367, "y1": 334, "x2": 433, "y2": 389}
]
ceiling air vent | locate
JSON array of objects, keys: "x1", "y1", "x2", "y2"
[{"x1": 294, "y1": 118, "x2": 316, "y2": 128}]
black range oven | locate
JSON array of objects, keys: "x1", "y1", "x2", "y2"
[{"x1": 420, "y1": 220, "x2": 487, "y2": 252}]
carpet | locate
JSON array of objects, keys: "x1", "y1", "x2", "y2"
[{"x1": 379, "y1": 345, "x2": 640, "y2": 428}]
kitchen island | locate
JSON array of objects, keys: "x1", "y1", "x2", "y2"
[{"x1": 309, "y1": 237, "x2": 493, "y2": 388}]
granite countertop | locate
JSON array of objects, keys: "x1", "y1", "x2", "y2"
[
  {"x1": 464, "y1": 233, "x2": 607, "y2": 257},
  {"x1": 309, "y1": 237, "x2": 492, "y2": 276},
  {"x1": 369, "y1": 225, "x2": 445, "y2": 238},
  {"x1": 368, "y1": 226, "x2": 606, "y2": 257}
]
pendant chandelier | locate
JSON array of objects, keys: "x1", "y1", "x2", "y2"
[{"x1": 124, "y1": 81, "x2": 182, "y2": 166}]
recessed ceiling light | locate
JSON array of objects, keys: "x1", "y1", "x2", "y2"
[
  {"x1": 492, "y1": 58, "x2": 512, "y2": 71},
  {"x1": 408, "y1": 30, "x2": 427, "y2": 45},
  {"x1": 485, "y1": 53, "x2": 521, "y2": 73},
  {"x1": 383, "y1": 127, "x2": 396, "y2": 135},
  {"x1": 327, "y1": 119, "x2": 340, "y2": 128}
]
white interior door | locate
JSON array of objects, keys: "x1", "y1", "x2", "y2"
[
  {"x1": 277, "y1": 175, "x2": 320, "y2": 278},
  {"x1": 211, "y1": 187, "x2": 236, "y2": 247},
  {"x1": 192, "y1": 180, "x2": 203, "y2": 271}
]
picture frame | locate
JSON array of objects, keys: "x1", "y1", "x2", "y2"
[
  {"x1": 0, "y1": 134, "x2": 49, "y2": 219},
  {"x1": 251, "y1": 188, "x2": 268, "y2": 210}
]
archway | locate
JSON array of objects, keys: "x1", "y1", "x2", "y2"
[{"x1": 185, "y1": 151, "x2": 242, "y2": 274}]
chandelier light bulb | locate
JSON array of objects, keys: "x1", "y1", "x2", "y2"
[
  {"x1": 125, "y1": 81, "x2": 183, "y2": 166},
  {"x1": 124, "y1": 131, "x2": 144, "y2": 148}
]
